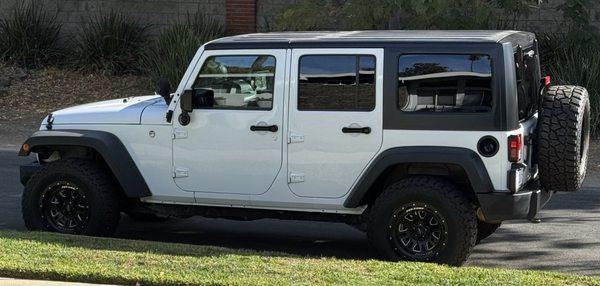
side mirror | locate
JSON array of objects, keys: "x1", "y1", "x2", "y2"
[
  {"x1": 192, "y1": 89, "x2": 214, "y2": 109},
  {"x1": 178, "y1": 89, "x2": 215, "y2": 126},
  {"x1": 157, "y1": 77, "x2": 171, "y2": 104},
  {"x1": 180, "y1": 89, "x2": 215, "y2": 112},
  {"x1": 180, "y1": 90, "x2": 194, "y2": 113}
]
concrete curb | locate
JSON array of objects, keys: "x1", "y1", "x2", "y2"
[{"x1": 0, "y1": 278, "x2": 119, "y2": 286}]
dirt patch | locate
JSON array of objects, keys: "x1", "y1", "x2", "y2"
[{"x1": 0, "y1": 65, "x2": 152, "y2": 147}]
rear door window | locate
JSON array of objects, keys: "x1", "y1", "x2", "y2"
[{"x1": 298, "y1": 55, "x2": 376, "y2": 111}]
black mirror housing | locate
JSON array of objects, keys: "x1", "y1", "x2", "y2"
[
  {"x1": 180, "y1": 89, "x2": 215, "y2": 113},
  {"x1": 192, "y1": 89, "x2": 214, "y2": 109},
  {"x1": 180, "y1": 90, "x2": 194, "y2": 113}
]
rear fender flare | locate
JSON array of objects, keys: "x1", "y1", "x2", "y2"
[{"x1": 344, "y1": 146, "x2": 494, "y2": 208}]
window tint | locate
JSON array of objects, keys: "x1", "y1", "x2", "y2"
[
  {"x1": 515, "y1": 49, "x2": 540, "y2": 120},
  {"x1": 398, "y1": 54, "x2": 492, "y2": 113},
  {"x1": 193, "y1": 55, "x2": 276, "y2": 110},
  {"x1": 298, "y1": 55, "x2": 376, "y2": 111}
]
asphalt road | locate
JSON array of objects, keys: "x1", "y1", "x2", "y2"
[{"x1": 1, "y1": 149, "x2": 599, "y2": 275}]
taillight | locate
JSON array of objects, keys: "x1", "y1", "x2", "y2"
[
  {"x1": 508, "y1": 134, "x2": 522, "y2": 162},
  {"x1": 543, "y1": 76, "x2": 551, "y2": 87}
]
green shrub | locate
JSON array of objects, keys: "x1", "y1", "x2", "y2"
[
  {"x1": 72, "y1": 11, "x2": 150, "y2": 75},
  {"x1": 539, "y1": 33, "x2": 600, "y2": 134},
  {"x1": 272, "y1": 0, "x2": 529, "y2": 31},
  {"x1": 0, "y1": 1, "x2": 62, "y2": 68},
  {"x1": 141, "y1": 14, "x2": 224, "y2": 90}
]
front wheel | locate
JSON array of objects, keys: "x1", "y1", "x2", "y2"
[
  {"x1": 22, "y1": 158, "x2": 121, "y2": 236},
  {"x1": 366, "y1": 176, "x2": 477, "y2": 266}
]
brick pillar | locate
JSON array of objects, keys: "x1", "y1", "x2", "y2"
[{"x1": 226, "y1": 0, "x2": 257, "y2": 35}]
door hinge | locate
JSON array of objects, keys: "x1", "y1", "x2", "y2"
[
  {"x1": 288, "y1": 172, "x2": 305, "y2": 183},
  {"x1": 288, "y1": 132, "x2": 305, "y2": 144},
  {"x1": 173, "y1": 129, "x2": 188, "y2": 139},
  {"x1": 173, "y1": 167, "x2": 189, "y2": 178}
]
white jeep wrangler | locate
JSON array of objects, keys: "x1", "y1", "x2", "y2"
[{"x1": 18, "y1": 31, "x2": 590, "y2": 265}]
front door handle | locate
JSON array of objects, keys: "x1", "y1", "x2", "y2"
[
  {"x1": 342, "y1": 126, "x2": 371, "y2": 134},
  {"x1": 250, "y1": 125, "x2": 278, "y2": 132}
]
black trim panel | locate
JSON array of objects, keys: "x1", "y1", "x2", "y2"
[
  {"x1": 477, "y1": 188, "x2": 552, "y2": 222},
  {"x1": 344, "y1": 146, "x2": 494, "y2": 208},
  {"x1": 18, "y1": 130, "x2": 152, "y2": 198}
]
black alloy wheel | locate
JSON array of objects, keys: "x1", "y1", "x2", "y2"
[
  {"x1": 40, "y1": 180, "x2": 91, "y2": 233},
  {"x1": 388, "y1": 203, "x2": 448, "y2": 260}
]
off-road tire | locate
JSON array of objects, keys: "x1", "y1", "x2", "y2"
[
  {"x1": 538, "y1": 85, "x2": 590, "y2": 192},
  {"x1": 476, "y1": 221, "x2": 501, "y2": 244},
  {"x1": 22, "y1": 158, "x2": 121, "y2": 236},
  {"x1": 366, "y1": 176, "x2": 477, "y2": 266}
]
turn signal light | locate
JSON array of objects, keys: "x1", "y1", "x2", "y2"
[{"x1": 508, "y1": 135, "x2": 522, "y2": 162}]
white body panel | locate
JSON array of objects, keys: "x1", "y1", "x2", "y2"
[
  {"x1": 50, "y1": 96, "x2": 162, "y2": 125},
  {"x1": 286, "y1": 48, "x2": 384, "y2": 198},
  {"x1": 171, "y1": 49, "x2": 287, "y2": 196}
]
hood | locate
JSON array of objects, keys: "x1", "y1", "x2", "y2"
[{"x1": 47, "y1": 95, "x2": 163, "y2": 125}]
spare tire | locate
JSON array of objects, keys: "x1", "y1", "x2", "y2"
[{"x1": 537, "y1": 86, "x2": 590, "y2": 192}]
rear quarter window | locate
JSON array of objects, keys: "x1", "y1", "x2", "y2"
[{"x1": 398, "y1": 54, "x2": 493, "y2": 113}]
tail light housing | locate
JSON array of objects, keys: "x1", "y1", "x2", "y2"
[
  {"x1": 543, "y1": 76, "x2": 551, "y2": 87},
  {"x1": 508, "y1": 135, "x2": 523, "y2": 162}
]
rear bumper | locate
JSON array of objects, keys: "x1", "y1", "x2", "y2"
[
  {"x1": 477, "y1": 187, "x2": 553, "y2": 223},
  {"x1": 20, "y1": 162, "x2": 41, "y2": 185}
]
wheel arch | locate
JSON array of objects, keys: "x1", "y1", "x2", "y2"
[
  {"x1": 344, "y1": 146, "x2": 494, "y2": 208},
  {"x1": 19, "y1": 130, "x2": 152, "y2": 198}
]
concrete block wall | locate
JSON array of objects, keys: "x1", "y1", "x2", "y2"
[
  {"x1": 0, "y1": 0, "x2": 226, "y2": 35},
  {"x1": 0, "y1": 0, "x2": 598, "y2": 36}
]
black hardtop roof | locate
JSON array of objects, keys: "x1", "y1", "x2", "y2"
[{"x1": 205, "y1": 30, "x2": 536, "y2": 50}]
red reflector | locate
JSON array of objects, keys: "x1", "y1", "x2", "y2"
[
  {"x1": 544, "y1": 76, "x2": 551, "y2": 86},
  {"x1": 508, "y1": 135, "x2": 522, "y2": 162}
]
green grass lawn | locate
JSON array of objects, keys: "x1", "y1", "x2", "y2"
[{"x1": 0, "y1": 230, "x2": 598, "y2": 286}]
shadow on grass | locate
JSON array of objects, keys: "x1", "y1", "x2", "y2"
[
  {"x1": 1, "y1": 229, "x2": 305, "y2": 260},
  {"x1": 111, "y1": 217, "x2": 374, "y2": 260}
]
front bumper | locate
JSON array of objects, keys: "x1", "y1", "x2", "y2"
[
  {"x1": 477, "y1": 187, "x2": 553, "y2": 223},
  {"x1": 20, "y1": 162, "x2": 41, "y2": 185}
]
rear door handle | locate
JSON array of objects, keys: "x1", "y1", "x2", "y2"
[
  {"x1": 250, "y1": 125, "x2": 278, "y2": 132},
  {"x1": 342, "y1": 126, "x2": 371, "y2": 134}
]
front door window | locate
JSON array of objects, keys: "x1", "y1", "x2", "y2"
[{"x1": 194, "y1": 55, "x2": 276, "y2": 110}]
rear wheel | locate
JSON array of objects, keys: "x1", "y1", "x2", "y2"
[
  {"x1": 538, "y1": 85, "x2": 590, "y2": 192},
  {"x1": 366, "y1": 176, "x2": 477, "y2": 266},
  {"x1": 22, "y1": 158, "x2": 121, "y2": 236}
]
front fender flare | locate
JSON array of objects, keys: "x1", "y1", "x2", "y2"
[
  {"x1": 19, "y1": 130, "x2": 152, "y2": 198},
  {"x1": 344, "y1": 146, "x2": 495, "y2": 208}
]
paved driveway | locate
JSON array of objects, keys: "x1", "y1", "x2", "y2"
[{"x1": 1, "y1": 149, "x2": 599, "y2": 275}]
